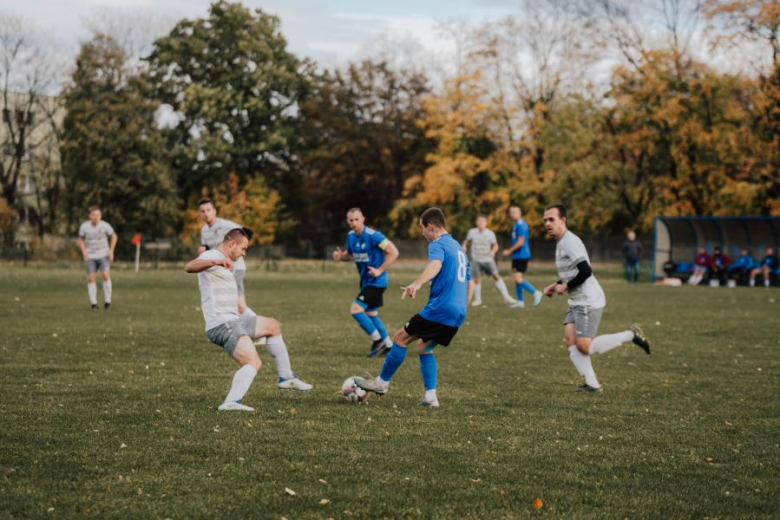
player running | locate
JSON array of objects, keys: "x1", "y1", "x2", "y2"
[
  {"x1": 333, "y1": 208, "x2": 400, "y2": 357},
  {"x1": 198, "y1": 198, "x2": 252, "y2": 316},
  {"x1": 463, "y1": 215, "x2": 515, "y2": 306},
  {"x1": 357, "y1": 208, "x2": 474, "y2": 408},
  {"x1": 542, "y1": 205, "x2": 650, "y2": 392},
  {"x1": 502, "y1": 206, "x2": 542, "y2": 308},
  {"x1": 185, "y1": 228, "x2": 312, "y2": 412},
  {"x1": 78, "y1": 206, "x2": 117, "y2": 311}
]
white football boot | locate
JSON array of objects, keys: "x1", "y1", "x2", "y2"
[
  {"x1": 277, "y1": 377, "x2": 313, "y2": 391},
  {"x1": 218, "y1": 401, "x2": 255, "y2": 412}
]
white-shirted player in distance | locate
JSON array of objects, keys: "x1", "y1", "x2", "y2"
[
  {"x1": 185, "y1": 228, "x2": 312, "y2": 412},
  {"x1": 78, "y1": 206, "x2": 117, "y2": 311},
  {"x1": 198, "y1": 198, "x2": 252, "y2": 316},
  {"x1": 542, "y1": 205, "x2": 651, "y2": 392},
  {"x1": 462, "y1": 215, "x2": 514, "y2": 306}
]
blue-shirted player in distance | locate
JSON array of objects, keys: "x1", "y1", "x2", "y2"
[
  {"x1": 357, "y1": 207, "x2": 474, "y2": 408},
  {"x1": 333, "y1": 208, "x2": 400, "y2": 357},
  {"x1": 502, "y1": 205, "x2": 542, "y2": 308}
]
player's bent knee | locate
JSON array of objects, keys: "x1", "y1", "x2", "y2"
[
  {"x1": 392, "y1": 329, "x2": 408, "y2": 346},
  {"x1": 349, "y1": 303, "x2": 365, "y2": 314},
  {"x1": 576, "y1": 341, "x2": 591, "y2": 355}
]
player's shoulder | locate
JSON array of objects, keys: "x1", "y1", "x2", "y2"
[
  {"x1": 199, "y1": 249, "x2": 223, "y2": 260},
  {"x1": 364, "y1": 226, "x2": 377, "y2": 235},
  {"x1": 78, "y1": 220, "x2": 89, "y2": 229},
  {"x1": 347, "y1": 230, "x2": 355, "y2": 236}
]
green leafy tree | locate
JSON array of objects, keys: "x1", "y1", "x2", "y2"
[
  {"x1": 61, "y1": 34, "x2": 178, "y2": 241},
  {"x1": 299, "y1": 60, "x2": 432, "y2": 247},
  {"x1": 145, "y1": 1, "x2": 314, "y2": 207}
]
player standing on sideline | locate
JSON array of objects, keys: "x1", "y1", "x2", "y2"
[
  {"x1": 78, "y1": 206, "x2": 117, "y2": 311},
  {"x1": 357, "y1": 208, "x2": 474, "y2": 408},
  {"x1": 502, "y1": 206, "x2": 542, "y2": 308},
  {"x1": 462, "y1": 215, "x2": 514, "y2": 306},
  {"x1": 198, "y1": 198, "x2": 252, "y2": 316},
  {"x1": 333, "y1": 208, "x2": 400, "y2": 358},
  {"x1": 185, "y1": 228, "x2": 312, "y2": 412},
  {"x1": 542, "y1": 205, "x2": 651, "y2": 392}
]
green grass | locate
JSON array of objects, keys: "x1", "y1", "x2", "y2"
[{"x1": 1, "y1": 263, "x2": 778, "y2": 518}]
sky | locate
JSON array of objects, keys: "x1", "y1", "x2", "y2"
[{"x1": 4, "y1": 0, "x2": 520, "y2": 68}]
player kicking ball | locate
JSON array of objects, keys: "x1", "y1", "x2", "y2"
[
  {"x1": 542, "y1": 205, "x2": 650, "y2": 392},
  {"x1": 185, "y1": 228, "x2": 312, "y2": 412},
  {"x1": 357, "y1": 208, "x2": 474, "y2": 407}
]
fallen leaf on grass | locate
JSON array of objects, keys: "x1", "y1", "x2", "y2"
[
  {"x1": 319, "y1": 499, "x2": 330, "y2": 505},
  {"x1": 120, "y1": 443, "x2": 127, "y2": 449},
  {"x1": 318, "y1": 479, "x2": 327, "y2": 484},
  {"x1": 284, "y1": 487, "x2": 296, "y2": 496},
  {"x1": 470, "y1": 478, "x2": 482, "y2": 483}
]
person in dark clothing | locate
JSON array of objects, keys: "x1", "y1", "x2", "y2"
[
  {"x1": 622, "y1": 231, "x2": 643, "y2": 283},
  {"x1": 710, "y1": 246, "x2": 730, "y2": 285}
]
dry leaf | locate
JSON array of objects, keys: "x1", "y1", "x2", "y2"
[{"x1": 284, "y1": 487, "x2": 296, "y2": 496}]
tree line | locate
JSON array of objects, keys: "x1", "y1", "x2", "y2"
[{"x1": 1, "y1": 0, "x2": 778, "y2": 253}]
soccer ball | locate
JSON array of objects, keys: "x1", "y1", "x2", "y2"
[{"x1": 341, "y1": 376, "x2": 370, "y2": 404}]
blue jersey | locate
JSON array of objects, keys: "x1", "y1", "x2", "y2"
[
  {"x1": 346, "y1": 227, "x2": 389, "y2": 289},
  {"x1": 420, "y1": 233, "x2": 472, "y2": 328},
  {"x1": 511, "y1": 219, "x2": 531, "y2": 260},
  {"x1": 730, "y1": 254, "x2": 755, "y2": 270},
  {"x1": 761, "y1": 255, "x2": 778, "y2": 269}
]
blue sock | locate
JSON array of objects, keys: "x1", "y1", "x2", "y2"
[
  {"x1": 521, "y1": 280, "x2": 537, "y2": 294},
  {"x1": 419, "y1": 353, "x2": 437, "y2": 391},
  {"x1": 379, "y1": 344, "x2": 407, "y2": 381},
  {"x1": 351, "y1": 311, "x2": 377, "y2": 337},
  {"x1": 367, "y1": 312, "x2": 388, "y2": 340},
  {"x1": 515, "y1": 284, "x2": 524, "y2": 301}
]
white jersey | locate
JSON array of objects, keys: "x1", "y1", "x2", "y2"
[
  {"x1": 465, "y1": 228, "x2": 497, "y2": 263},
  {"x1": 200, "y1": 218, "x2": 246, "y2": 271},
  {"x1": 78, "y1": 220, "x2": 114, "y2": 260},
  {"x1": 197, "y1": 249, "x2": 240, "y2": 331},
  {"x1": 555, "y1": 230, "x2": 606, "y2": 308}
]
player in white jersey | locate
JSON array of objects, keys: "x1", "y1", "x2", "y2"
[
  {"x1": 541, "y1": 205, "x2": 651, "y2": 392},
  {"x1": 462, "y1": 215, "x2": 514, "y2": 306},
  {"x1": 198, "y1": 198, "x2": 251, "y2": 316},
  {"x1": 78, "y1": 206, "x2": 117, "y2": 311},
  {"x1": 185, "y1": 228, "x2": 312, "y2": 411}
]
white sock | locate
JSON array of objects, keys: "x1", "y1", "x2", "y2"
[
  {"x1": 749, "y1": 278, "x2": 755, "y2": 287},
  {"x1": 570, "y1": 347, "x2": 600, "y2": 388},
  {"x1": 266, "y1": 335, "x2": 294, "y2": 380},
  {"x1": 383, "y1": 336, "x2": 393, "y2": 348},
  {"x1": 102, "y1": 280, "x2": 112, "y2": 303},
  {"x1": 568, "y1": 346, "x2": 584, "y2": 376},
  {"x1": 494, "y1": 279, "x2": 511, "y2": 299},
  {"x1": 377, "y1": 375, "x2": 389, "y2": 384},
  {"x1": 87, "y1": 282, "x2": 97, "y2": 305},
  {"x1": 370, "y1": 330, "x2": 381, "y2": 341},
  {"x1": 765, "y1": 279, "x2": 770, "y2": 287},
  {"x1": 473, "y1": 284, "x2": 482, "y2": 301},
  {"x1": 424, "y1": 389, "x2": 437, "y2": 401},
  {"x1": 224, "y1": 364, "x2": 257, "y2": 403},
  {"x1": 590, "y1": 331, "x2": 634, "y2": 355}
]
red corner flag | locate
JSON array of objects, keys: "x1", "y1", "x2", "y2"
[{"x1": 131, "y1": 234, "x2": 142, "y2": 246}]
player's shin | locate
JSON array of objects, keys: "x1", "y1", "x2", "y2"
[
  {"x1": 103, "y1": 280, "x2": 112, "y2": 303},
  {"x1": 420, "y1": 353, "x2": 437, "y2": 401},
  {"x1": 87, "y1": 282, "x2": 98, "y2": 305},
  {"x1": 378, "y1": 344, "x2": 407, "y2": 382},
  {"x1": 520, "y1": 280, "x2": 537, "y2": 294},
  {"x1": 368, "y1": 312, "x2": 389, "y2": 343},
  {"x1": 265, "y1": 335, "x2": 294, "y2": 379},
  {"x1": 352, "y1": 310, "x2": 380, "y2": 340},
  {"x1": 494, "y1": 278, "x2": 510, "y2": 299},
  {"x1": 224, "y1": 364, "x2": 258, "y2": 404}
]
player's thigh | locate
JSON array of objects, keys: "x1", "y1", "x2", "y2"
[
  {"x1": 253, "y1": 315, "x2": 281, "y2": 337},
  {"x1": 512, "y1": 271, "x2": 524, "y2": 283},
  {"x1": 416, "y1": 339, "x2": 437, "y2": 355},
  {"x1": 232, "y1": 336, "x2": 262, "y2": 369},
  {"x1": 575, "y1": 335, "x2": 592, "y2": 355},
  {"x1": 100, "y1": 269, "x2": 111, "y2": 281},
  {"x1": 564, "y1": 322, "x2": 577, "y2": 346},
  {"x1": 392, "y1": 327, "x2": 416, "y2": 347}
]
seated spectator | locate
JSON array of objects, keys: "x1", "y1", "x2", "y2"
[
  {"x1": 728, "y1": 248, "x2": 755, "y2": 286},
  {"x1": 688, "y1": 246, "x2": 711, "y2": 286},
  {"x1": 709, "y1": 246, "x2": 730, "y2": 285},
  {"x1": 750, "y1": 247, "x2": 778, "y2": 288}
]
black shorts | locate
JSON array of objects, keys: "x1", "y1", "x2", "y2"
[
  {"x1": 512, "y1": 259, "x2": 530, "y2": 273},
  {"x1": 356, "y1": 286, "x2": 385, "y2": 309},
  {"x1": 404, "y1": 314, "x2": 459, "y2": 347}
]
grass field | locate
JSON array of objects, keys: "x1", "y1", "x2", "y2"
[{"x1": 1, "y1": 263, "x2": 779, "y2": 518}]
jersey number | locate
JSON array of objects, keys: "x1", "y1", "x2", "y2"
[{"x1": 457, "y1": 251, "x2": 467, "y2": 282}]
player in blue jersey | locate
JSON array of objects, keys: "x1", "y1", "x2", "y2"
[
  {"x1": 333, "y1": 208, "x2": 400, "y2": 357},
  {"x1": 750, "y1": 247, "x2": 777, "y2": 288},
  {"x1": 357, "y1": 208, "x2": 474, "y2": 408},
  {"x1": 502, "y1": 206, "x2": 542, "y2": 308}
]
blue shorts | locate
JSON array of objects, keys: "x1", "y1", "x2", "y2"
[{"x1": 86, "y1": 257, "x2": 110, "y2": 274}]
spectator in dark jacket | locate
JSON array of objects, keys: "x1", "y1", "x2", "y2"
[
  {"x1": 622, "y1": 231, "x2": 642, "y2": 283},
  {"x1": 709, "y1": 246, "x2": 730, "y2": 285},
  {"x1": 688, "y1": 246, "x2": 711, "y2": 286}
]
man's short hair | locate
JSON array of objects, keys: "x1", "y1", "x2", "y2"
[
  {"x1": 420, "y1": 207, "x2": 446, "y2": 228},
  {"x1": 545, "y1": 205, "x2": 567, "y2": 220},
  {"x1": 347, "y1": 207, "x2": 363, "y2": 216},
  {"x1": 88, "y1": 206, "x2": 100, "y2": 213},
  {"x1": 476, "y1": 214, "x2": 487, "y2": 220},
  {"x1": 198, "y1": 198, "x2": 214, "y2": 208},
  {"x1": 224, "y1": 228, "x2": 248, "y2": 243}
]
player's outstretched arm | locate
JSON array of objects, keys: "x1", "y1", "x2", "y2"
[
  {"x1": 402, "y1": 260, "x2": 443, "y2": 299},
  {"x1": 185, "y1": 257, "x2": 232, "y2": 273},
  {"x1": 369, "y1": 240, "x2": 400, "y2": 277},
  {"x1": 333, "y1": 246, "x2": 352, "y2": 262},
  {"x1": 502, "y1": 236, "x2": 524, "y2": 256}
]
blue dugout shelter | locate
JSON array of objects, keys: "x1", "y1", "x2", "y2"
[{"x1": 653, "y1": 216, "x2": 780, "y2": 280}]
